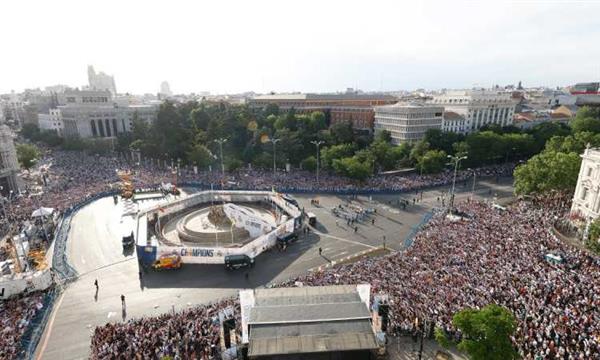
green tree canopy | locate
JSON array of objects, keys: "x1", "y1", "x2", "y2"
[
  {"x1": 452, "y1": 304, "x2": 518, "y2": 360},
  {"x1": 301, "y1": 156, "x2": 317, "y2": 171},
  {"x1": 514, "y1": 150, "x2": 581, "y2": 194},
  {"x1": 321, "y1": 143, "x2": 356, "y2": 169},
  {"x1": 16, "y1": 143, "x2": 40, "y2": 170},
  {"x1": 187, "y1": 143, "x2": 214, "y2": 169},
  {"x1": 418, "y1": 149, "x2": 447, "y2": 174},
  {"x1": 332, "y1": 156, "x2": 372, "y2": 181},
  {"x1": 571, "y1": 106, "x2": 600, "y2": 133}
]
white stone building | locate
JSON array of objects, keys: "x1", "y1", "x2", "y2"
[
  {"x1": 429, "y1": 90, "x2": 517, "y2": 133},
  {"x1": 38, "y1": 108, "x2": 63, "y2": 136},
  {"x1": 56, "y1": 90, "x2": 158, "y2": 139},
  {"x1": 571, "y1": 147, "x2": 600, "y2": 220},
  {"x1": 0, "y1": 125, "x2": 20, "y2": 196},
  {"x1": 374, "y1": 102, "x2": 444, "y2": 144}
]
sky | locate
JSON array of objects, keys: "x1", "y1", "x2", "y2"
[{"x1": 1, "y1": 0, "x2": 600, "y2": 95}]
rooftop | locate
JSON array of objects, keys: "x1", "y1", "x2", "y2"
[
  {"x1": 245, "y1": 285, "x2": 378, "y2": 357},
  {"x1": 252, "y1": 93, "x2": 397, "y2": 101}
]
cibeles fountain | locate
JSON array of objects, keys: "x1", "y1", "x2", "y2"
[{"x1": 163, "y1": 203, "x2": 282, "y2": 247}]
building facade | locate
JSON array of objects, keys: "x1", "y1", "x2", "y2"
[
  {"x1": 571, "y1": 147, "x2": 600, "y2": 221},
  {"x1": 87, "y1": 65, "x2": 117, "y2": 95},
  {"x1": 248, "y1": 93, "x2": 397, "y2": 130},
  {"x1": 57, "y1": 90, "x2": 158, "y2": 138},
  {"x1": 429, "y1": 90, "x2": 517, "y2": 133},
  {"x1": 0, "y1": 125, "x2": 20, "y2": 196},
  {"x1": 374, "y1": 103, "x2": 443, "y2": 144}
]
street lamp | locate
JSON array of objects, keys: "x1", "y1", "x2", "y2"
[
  {"x1": 310, "y1": 140, "x2": 324, "y2": 184},
  {"x1": 268, "y1": 138, "x2": 281, "y2": 176},
  {"x1": 214, "y1": 138, "x2": 227, "y2": 175},
  {"x1": 447, "y1": 154, "x2": 468, "y2": 210}
]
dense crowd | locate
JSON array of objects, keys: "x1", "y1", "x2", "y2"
[
  {"x1": 90, "y1": 191, "x2": 600, "y2": 359},
  {"x1": 0, "y1": 149, "x2": 513, "y2": 242},
  {"x1": 0, "y1": 291, "x2": 48, "y2": 359},
  {"x1": 90, "y1": 298, "x2": 238, "y2": 360}
]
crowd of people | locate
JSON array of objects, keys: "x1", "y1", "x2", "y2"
[
  {"x1": 0, "y1": 148, "x2": 513, "y2": 243},
  {"x1": 89, "y1": 191, "x2": 600, "y2": 359},
  {"x1": 90, "y1": 298, "x2": 238, "y2": 359},
  {"x1": 0, "y1": 291, "x2": 48, "y2": 359},
  {"x1": 6, "y1": 148, "x2": 581, "y2": 359}
]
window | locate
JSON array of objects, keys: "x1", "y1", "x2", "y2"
[
  {"x1": 90, "y1": 120, "x2": 98, "y2": 137},
  {"x1": 581, "y1": 187, "x2": 588, "y2": 200},
  {"x1": 587, "y1": 167, "x2": 593, "y2": 177}
]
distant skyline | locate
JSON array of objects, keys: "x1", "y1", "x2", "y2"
[{"x1": 1, "y1": 0, "x2": 600, "y2": 95}]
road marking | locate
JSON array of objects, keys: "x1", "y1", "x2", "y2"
[
  {"x1": 309, "y1": 226, "x2": 376, "y2": 249},
  {"x1": 35, "y1": 290, "x2": 66, "y2": 360}
]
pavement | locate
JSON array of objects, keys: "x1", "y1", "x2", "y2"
[{"x1": 35, "y1": 177, "x2": 515, "y2": 360}]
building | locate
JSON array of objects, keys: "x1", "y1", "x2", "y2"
[
  {"x1": 87, "y1": 65, "x2": 117, "y2": 95},
  {"x1": 37, "y1": 110, "x2": 63, "y2": 136},
  {"x1": 239, "y1": 284, "x2": 379, "y2": 360},
  {"x1": 57, "y1": 90, "x2": 158, "y2": 138},
  {"x1": 571, "y1": 147, "x2": 600, "y2": 221},
  {"x1": 248, "y1": 93, "x2": 397, "y2": 130},
  {"x1": 429, "y1": 90, "x2": 517, "y2": 133},
  {"x1": 0, "y1": 125, "x2": 20, "y2": 196},
  {"x1": 374, "y1": 102, "x2": 443, "y2": 144},
  {"x1": 442, "y1": 111, "x2": 467, "y2": 133},
  {"x1": 159, "y1": 81, "x2": 172, "y2": 97}
]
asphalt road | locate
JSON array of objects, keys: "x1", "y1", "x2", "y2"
[{"x1": 36, "y1": 177, "x2": 514, "y2": 360}]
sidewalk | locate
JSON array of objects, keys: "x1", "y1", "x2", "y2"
[{"x1": 386, "y1": 336, "x2": 468, "y2": 360}]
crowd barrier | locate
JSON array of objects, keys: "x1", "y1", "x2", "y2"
[
  {"x1": 51, "y1": 190, "x2": 119, "y2": 282},
  {"x1": 20, "y1": 288, "x2": 57, "y2": 360},
  {"x1": 177, "y1": 173, "x2": 505, "y2": 196},
  {"x1": 404, "y1": 210, "x2": 436, "y2": 248}
]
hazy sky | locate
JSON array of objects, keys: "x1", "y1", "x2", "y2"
[{"x1": 2, "y1": 0, "x2": 600, "y2": 95}]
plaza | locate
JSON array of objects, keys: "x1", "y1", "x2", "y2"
[{"x1": 35, "y1": 177, "x2": 514, "y2": 359}]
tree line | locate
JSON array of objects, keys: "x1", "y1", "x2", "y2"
[{"x1": 20, "y1": 101, "x2": 597, "y2": 185}]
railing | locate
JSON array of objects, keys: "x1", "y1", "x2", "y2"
[
  {"x1": 19, "y1": 288, "x2": 57, "y2": 360},
  {"x1": 404, "y1": 210, "x2": 436, "y2": 248},
  {"x1": 51, "y1": 190, "x2": 119, "y2": 282}
]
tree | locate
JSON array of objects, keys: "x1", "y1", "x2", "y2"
[
  {"x1": 187, "y1": 143, "x2": 214, "y2": 169},
  {"x1": 321, "y1": 143, "x2": 356, "y2": 169},
  {"x1": 571, "y1": 106, "x2": 600, "y2": 133},
  {"x1": 514, "y1": 151, "x2": 581, "y2": 194},
  {"x1": 332, "y1": 156, "x2": 372, "y2": 181},
  {"x1": 375, "y1": 129, "x2": 392, "y2": 143},
  {"x1": 409, "y1": 140, "x2": 430, "y2": 164},
  {"x1": 586, "y1": 218, "x2": 600, "y2": 254},
  {"x1": 330, "y1": 122, "x2": 354, "y2": 144},
  {"x1": 16, "y1": 143, "x2": 40, "y2": 170},
  {"x1": 452, "y1": 304, "x2": 518, "y2": 360},
  {"x1": 418, "y1": 150, "x2": 447, "y2": 174},
  {"x1": 424, "y1": 129, "x2": 463, "y2": 154},
  {"x1": 20, "y1": 123, "x2": 40, "y2": 140},
  {"x1": 301, "y1": 156, "x2": 317, "y2": 171},
  {"x1": 309, "y1": 111, "x2": 327, "y2": 132}
]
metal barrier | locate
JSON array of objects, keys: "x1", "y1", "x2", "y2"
[
  {"x1": 51, "y1": 190, "x2": 119, "y2": 282},
  {"x1": 403, "y1": 210, "x2": 436, "y2": 248},
  {"x1": 19, "y1": 288, "x2": 57, "y2": 360}
]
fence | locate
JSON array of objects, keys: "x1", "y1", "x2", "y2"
[
  {"x1": 19, "y1": 288, "x2": 58, "y2": 360},
  {"x1": 404, "y1": 210, "x2": 436, "y2": 248},
  {"x1": 51, "y1": 190, "x2": 118, "y2": 282}
]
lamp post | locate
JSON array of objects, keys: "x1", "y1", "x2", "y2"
[
  {"x1": 268, "y1": 138, "x2": 281, "y2": 176},
  {"x1": 214, "y1": 138, "x2": 227, "y2": 175},
  {"x1": 310, "y1": 140, "x2": 324, "y2": 184},
  {"x1": 447, "y1": 154, "x2": 468, "y2": 209}
]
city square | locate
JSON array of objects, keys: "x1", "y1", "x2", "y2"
[{"x1": 1, "y1": 2, "x2": 600, "y2": 359}]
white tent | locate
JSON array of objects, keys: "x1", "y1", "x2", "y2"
[{"x1": 31, "y1": 207, "x2": 54, "y2": 218}]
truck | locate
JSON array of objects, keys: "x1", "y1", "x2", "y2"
[{"x1": 152, "y1": 253, "x2": 182, "y2": 270}]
